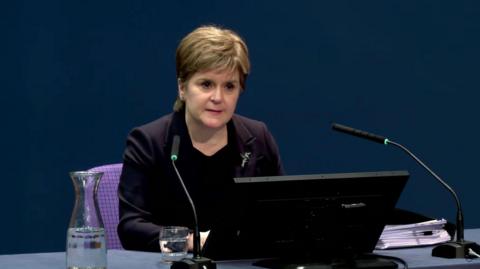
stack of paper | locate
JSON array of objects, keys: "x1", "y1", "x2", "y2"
[{"x1": 375, "y1": 219, "x2": 451, "y2": 249}]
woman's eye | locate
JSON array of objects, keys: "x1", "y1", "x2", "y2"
[
  {"x1": 201, "y1": 81, "x2": 212, "y2": 89},
  {"x1": 225, "y1": 83, "x2": 236, "y2": 91}
]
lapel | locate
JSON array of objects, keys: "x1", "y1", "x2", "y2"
[
  {"x1": 231, "y1": 115, "x2": 258, "y2": 177},
  {"x1": 164, "y1": 112, "x2": 259, "y2": 177}
]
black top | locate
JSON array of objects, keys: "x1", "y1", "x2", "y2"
[
  {"x1": 118, "y1": 110, "x2": 284, "y2": 251},
  {"x1": 177, "y1": 121, "x2": 239, "y2": 230}
]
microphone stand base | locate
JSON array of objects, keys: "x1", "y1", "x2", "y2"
[
  {"x1": 171, "y1": 256, "x2": 217, "y2": 269},
  {"x1": 432, "y1": 240, "x2": 480, "y2": 258}
]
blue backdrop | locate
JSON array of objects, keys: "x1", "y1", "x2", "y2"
[{"x1": 2, "y1": 1, "x2": 480, "y2": 254}]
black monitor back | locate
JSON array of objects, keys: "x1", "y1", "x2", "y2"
[{"x1": 202, "y1": 170, "x2": 409, "y2": 262}]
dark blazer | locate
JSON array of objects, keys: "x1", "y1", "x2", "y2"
[{"x1": 118, "y1": 111, "x2": 284, "y2": 251}]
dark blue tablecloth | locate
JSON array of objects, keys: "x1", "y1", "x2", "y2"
[{"x1": 2, "y1": 229, "x2": 480, "y2": 269}]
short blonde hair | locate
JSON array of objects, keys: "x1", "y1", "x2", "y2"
[{"x1": 174, "y1": 25, "x2": 250, "y2": 111}]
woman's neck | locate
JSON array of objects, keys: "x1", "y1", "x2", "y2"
[{"x1": 186, "y1": 119, "x2": 228, "y2": 157}]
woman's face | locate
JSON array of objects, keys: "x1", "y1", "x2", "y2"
[{"x1": 179, "y1": 68, "x2": 241, "y2": 131}]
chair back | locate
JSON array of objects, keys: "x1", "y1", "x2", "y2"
[{"x1": 89, "y1": 163, "x2": 123, "y2": 249}]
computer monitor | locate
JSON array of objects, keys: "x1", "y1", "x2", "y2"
[{"x1": 202, "y1": 170, "x2": 409, "y2": 267}]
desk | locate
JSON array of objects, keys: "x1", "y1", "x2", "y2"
[{"x1": 2, "y1": 229, "x2": 480, "y2": 269}]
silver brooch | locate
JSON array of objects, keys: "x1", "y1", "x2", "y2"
[{"x1": 240, "y1": 152, "x2": 251, "y2": 168}]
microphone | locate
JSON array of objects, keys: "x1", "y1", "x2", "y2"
[
  {"x1": 169, "y1": 135, "x2": 216, "y2": 269},
  {"x1": 332, "y1": 123, "x2": 387, "y2": 144},
  {"x1": 171, "y1": 135, "x2": 180, "y2": 161},
  {"x1": 331, "y1": 123, "x2": 480, "y2": 259}
]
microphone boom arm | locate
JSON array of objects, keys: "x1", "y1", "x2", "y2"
[
  {"x1": 385, "y1": 139, "x2": 464, "y2": 242},
  {"x1": 170, "y1": 135, "x2": 216, "y2": 269},
  {"x1": 171, "y1": 160, "x2": 202, "y2": 258},
  {"x1": 331, "y1": 122, "x2": 480, "y2": 258}
]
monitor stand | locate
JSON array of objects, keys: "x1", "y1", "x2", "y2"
[{"x1": 253, "y1": 256, "x2": 398, "y2": 269}]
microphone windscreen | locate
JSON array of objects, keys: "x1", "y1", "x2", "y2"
[
  {"x1": 171, "y1": 135, "x2": 180, "y2": 161},
  {"x1": 332, "y1": 123, "x2": 387, "y2": 144}
]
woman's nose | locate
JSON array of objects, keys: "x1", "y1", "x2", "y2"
[{"x1": 210, "y1": 87, "x2": 223, "y2": 102}]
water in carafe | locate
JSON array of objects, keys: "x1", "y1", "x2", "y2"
[{"x1": 66, "y1": 171, "x2": 107, "y2": 269}]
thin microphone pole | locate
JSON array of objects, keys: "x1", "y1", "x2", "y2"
[
  {"x1": 171, "y1": 159, "x2": 201, "y2": 258},
  {"x1": 170, "y1": 135, "x2": 216, "y2": 269},
  {"x1": 331, "y1": 123, "x2": 480, "y2": 258},
  {"x1": 385, "y1": 140, "x2": 464, "y2": 242}
]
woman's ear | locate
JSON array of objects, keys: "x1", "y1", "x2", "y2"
[{"x1": 177, "y1": 78, "x2": 185, "y2": 100}]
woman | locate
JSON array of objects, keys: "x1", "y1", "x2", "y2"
[{"x1": 117, "y1": 25, "x2": 284, "y2": 252}]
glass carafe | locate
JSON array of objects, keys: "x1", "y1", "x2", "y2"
[{"x1": 66, "y1": 171, "x2": 107, "y2": 269}]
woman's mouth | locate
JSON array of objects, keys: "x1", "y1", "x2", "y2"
[{"x1": 206, "y1": 109, "x2": 222, "y2": 114}]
